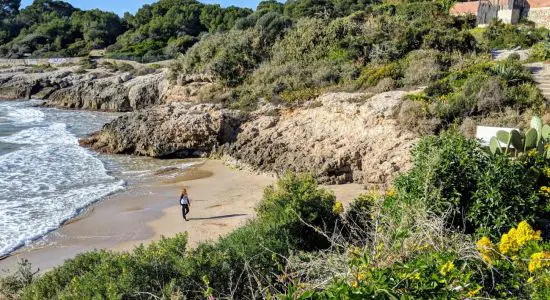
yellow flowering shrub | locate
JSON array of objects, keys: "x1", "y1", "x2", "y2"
[
  {"x1": 332, "y1": 201, "x2": 344, "y2": 215},
  {"x1": 439, "y1": 261, "x2": 455, "y2": 276},
  {"x1": 528, "y1": 252, "x2": 550, "y2": 273},
  {"x1": 498, "y1": 221, "x2": 541, "y2": 255},
  {"x1": 386, "y1": 187, "x2": 396, "y2": 198}
]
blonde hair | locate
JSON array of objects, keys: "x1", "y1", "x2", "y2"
[{"x1": 181, "y1": 188, "x2": 188, "y2": 195}]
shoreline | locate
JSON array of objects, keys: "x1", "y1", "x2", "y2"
[{"x1": 0, "y1": 159, "x2": 366, "y2": 274}]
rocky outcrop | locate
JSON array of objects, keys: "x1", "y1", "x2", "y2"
[
  {"x1": 0, "y1": 66, "x2": 84, "y2": 100},
  {"x1": 0, "y1": 65, "x2": 168, "y2": 112},
  {"x1": 83, "y1": 91, "x2": 419, "y2": 186},
  {"x1": 80, "y1": 103, "x2": 244, "y2": 157},
  {"x1": 220, "y1": 92, "x2": 418, "y2": 185},
  {"x1": 46, "y1": 71, "x2": 168, "y2": 111}
]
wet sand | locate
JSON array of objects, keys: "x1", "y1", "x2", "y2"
[{"x1": 0, "y1": 160, "x2": 365, "y2": 274}]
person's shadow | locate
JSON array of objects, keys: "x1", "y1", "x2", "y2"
[{"x1": 187, "y1": 214, "x2": 247, "y2": 221}]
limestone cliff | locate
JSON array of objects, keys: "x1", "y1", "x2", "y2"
[{"x1": 82, "y1": 91, "x2": 418, "y2": 187}]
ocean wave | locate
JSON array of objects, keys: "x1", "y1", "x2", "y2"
[
  {"x1": 0, "y1": 123, "x2": 77, "y2": 145},
  {"x1": 6, "y1": 107, "x2": 45, "y2": 124},
  {"x1": 0, "y1": 104, "x2": 125, "y2": 256}
]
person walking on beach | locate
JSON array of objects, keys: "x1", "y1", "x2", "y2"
[{"x1": 180, "y1": 188, "x2": 191, "y2": 221}]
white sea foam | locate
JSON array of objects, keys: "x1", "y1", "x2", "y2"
[
  {"x1": 0, "y1": 123, "x2": 77, "y2": 145},
  {"x1": 6, "y1": 107, "x2": 45, "y2": 124},
  {"x1": 0, "y1": 103, "x2": 124, "y2": 256}
]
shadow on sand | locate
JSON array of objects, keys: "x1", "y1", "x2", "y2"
[{"x1": 187, "y1": 214, "x2": 248, "y2": 221}]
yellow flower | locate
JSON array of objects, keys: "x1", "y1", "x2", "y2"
[
  {"x1": 386, "y1": 187, "x2": 396, "y2": 197},
  {"x1": 332, "y1": 201, "x2": 344, "y2": 215},
  {"x1": 528, "y1": 252, "x2": 550, "y2": 273},
  {"x1": 540, "y1": 186, "x2": 550, "y2": 197},
  {"x1": 357, "y1": 272, "x2": 367, "y2": 281},
  {"x1": 527, "y1": 277, "x2": 535, "y2": 284},
  {"x1": 528, "y1": 149, "x2": 538, "y2": 157},
  {"x1": 499, "y1": 221, "x2": 541, "y2": 255},
  {"x1": 351, "y1": 280, "x2": 359, "y2": 288},
  {"x1": 516, "y1": 221, "x2": 542, "y2": 246},
  {"x1": 476, "y1": 236, "x2": 495, "y2": 265},
  {"x1": 467, "y1": 286, "x2": 482, "y2": 297},
  {"x1": 411, "y1": 272, "x2": 420, "y2": 280},
  {"x1": 439, "y1": 261, "x2": 455, "y2": 276}
]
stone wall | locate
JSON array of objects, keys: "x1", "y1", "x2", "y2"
[{"x1": 0, "y1": 57, "x2": 84, "y2": 67}]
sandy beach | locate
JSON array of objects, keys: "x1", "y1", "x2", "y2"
[{"x1": 0, "y1": 159, "x2": 365, "y2": 274}]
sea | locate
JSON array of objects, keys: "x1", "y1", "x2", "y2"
[{"x1": 0, "y1": 100, "x2": 126, "y2": 257}]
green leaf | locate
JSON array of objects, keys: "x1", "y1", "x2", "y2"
[
  {"x1": 496, "y1": 130, "x2": 510, "y2": 144},
  {"x1": 542, "y1": 124, "x2": 550, "y2": 140},
  {"x1": 490, "y1": 137, "x2": 501, "y2": 155},
  {"x1": 531, "y1": 116, "x2": 543, "y2": 143},
  {"x1": 524, "y1": 128, "x2": 538, "y2": 151},
  {"x1": 510, "y1": 129, "x2": 523, "y2": 151}
]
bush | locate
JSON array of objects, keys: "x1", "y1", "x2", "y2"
[
  {"x1": 356, "y1": 63, "x2": 400, "y2": 89},
  {"x1": 530, "y1": 41, "x2": 550, "y2": 62},
  {"x1": 402, "y1": 49, "x2": 442, "y2": 86},
  {"x1": 421, "y1": 59, "x2": 542, "y2": 125},
  {"x1": 392, "y1": 131, "x2": 548, "y2": 238},
  {"x1": 257, "y1": 173, "x2": 338, "y2": 250},
  {"x1": 481, "y1": 19, "x2": 550, "y2": 50},
  {"x1": 397, "y1": 99, "x2": 440, "y2": 134}
]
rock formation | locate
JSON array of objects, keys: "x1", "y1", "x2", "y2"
[
  {"x1": 80, "y1": 103, "x2": 244, "y2": 157},
  {"x1": 82, "y1": 91, "x2": 418, "y2": 187},
  {"x1": 0, "y1": 65, "x2": 168, "y2": 112}
]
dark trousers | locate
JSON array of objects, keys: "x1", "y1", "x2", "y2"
[{"x1": 181, "y1": 204, "x2": 190, "y2": 220}]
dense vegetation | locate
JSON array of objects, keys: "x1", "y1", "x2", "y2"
[
  {"x1": 0, "y1": 0, "x2": 125, "y2": 58},
  {"x1": 106, "y1": 0, "x2": 252, "y2": 62},
  {"x1": 0, "y1": 0, "x2": 251, "y2": 60},
  {"x1": 170, "y1": 1, "x2": 550, "y2": 115}
]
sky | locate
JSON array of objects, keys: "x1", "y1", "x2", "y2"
[{"x1": 20, "y1": 0, "x2": 265, "y2": 15}]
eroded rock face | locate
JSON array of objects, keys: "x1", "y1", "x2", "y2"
[
  {"x1": 0, "y1": 66, "x2": 84, "y2": 100},
  {"x1": 46, "y1": 71, "x2": 168, "y2": 112},
  {"x1": 220, "y1": 91, "x2": 418, "y2": 186},
  {"x1": 0, "y1": 66, "x2": 168, "y2": 112},
  {"x1": 84, "y1": 91, "x2": 418, "y2": 187},
  {"x1": 80, "y1": 103, "x2": 244, "y2": 157}
]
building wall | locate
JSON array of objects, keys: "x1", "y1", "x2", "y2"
[{"x1": 499, "y1": 8, "x2": 521, "y2": 23}]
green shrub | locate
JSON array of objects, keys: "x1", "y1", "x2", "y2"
[
  {"x1": 257, "y1": 173, "x2": 338, "y2": 250},
  {"x1": 481, "y1": 19, "x2": 550, "y2": 50},
  {"x1": 530, "y1": 41, "x2": 550, "y2": 62},
  {"x1": 0, "y1": 260, "x2": 35, "y2": 300},
  {"x1": 287, "y1": 221, "x2": 550, "y2": 299},
  {"x1": 342, "y1": 193, "x2": 377, "y2": 244},
  {"x1": 392, "y1": 131, "x2": 547, "y2": 238},
  {"x1": 421, "y1": 60, "x2": 542, "y2": 125},
  {"x1": 356, "y1": 63, "x2": 401, "y2": 88}
]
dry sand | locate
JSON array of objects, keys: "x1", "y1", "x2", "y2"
[{"x1": 0, "y1": 160, "x2": 365, "y2": 274}]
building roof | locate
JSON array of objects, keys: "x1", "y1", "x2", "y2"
[{"x1": 450, "y1": 1, "x2": 480, "y2": 15}]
